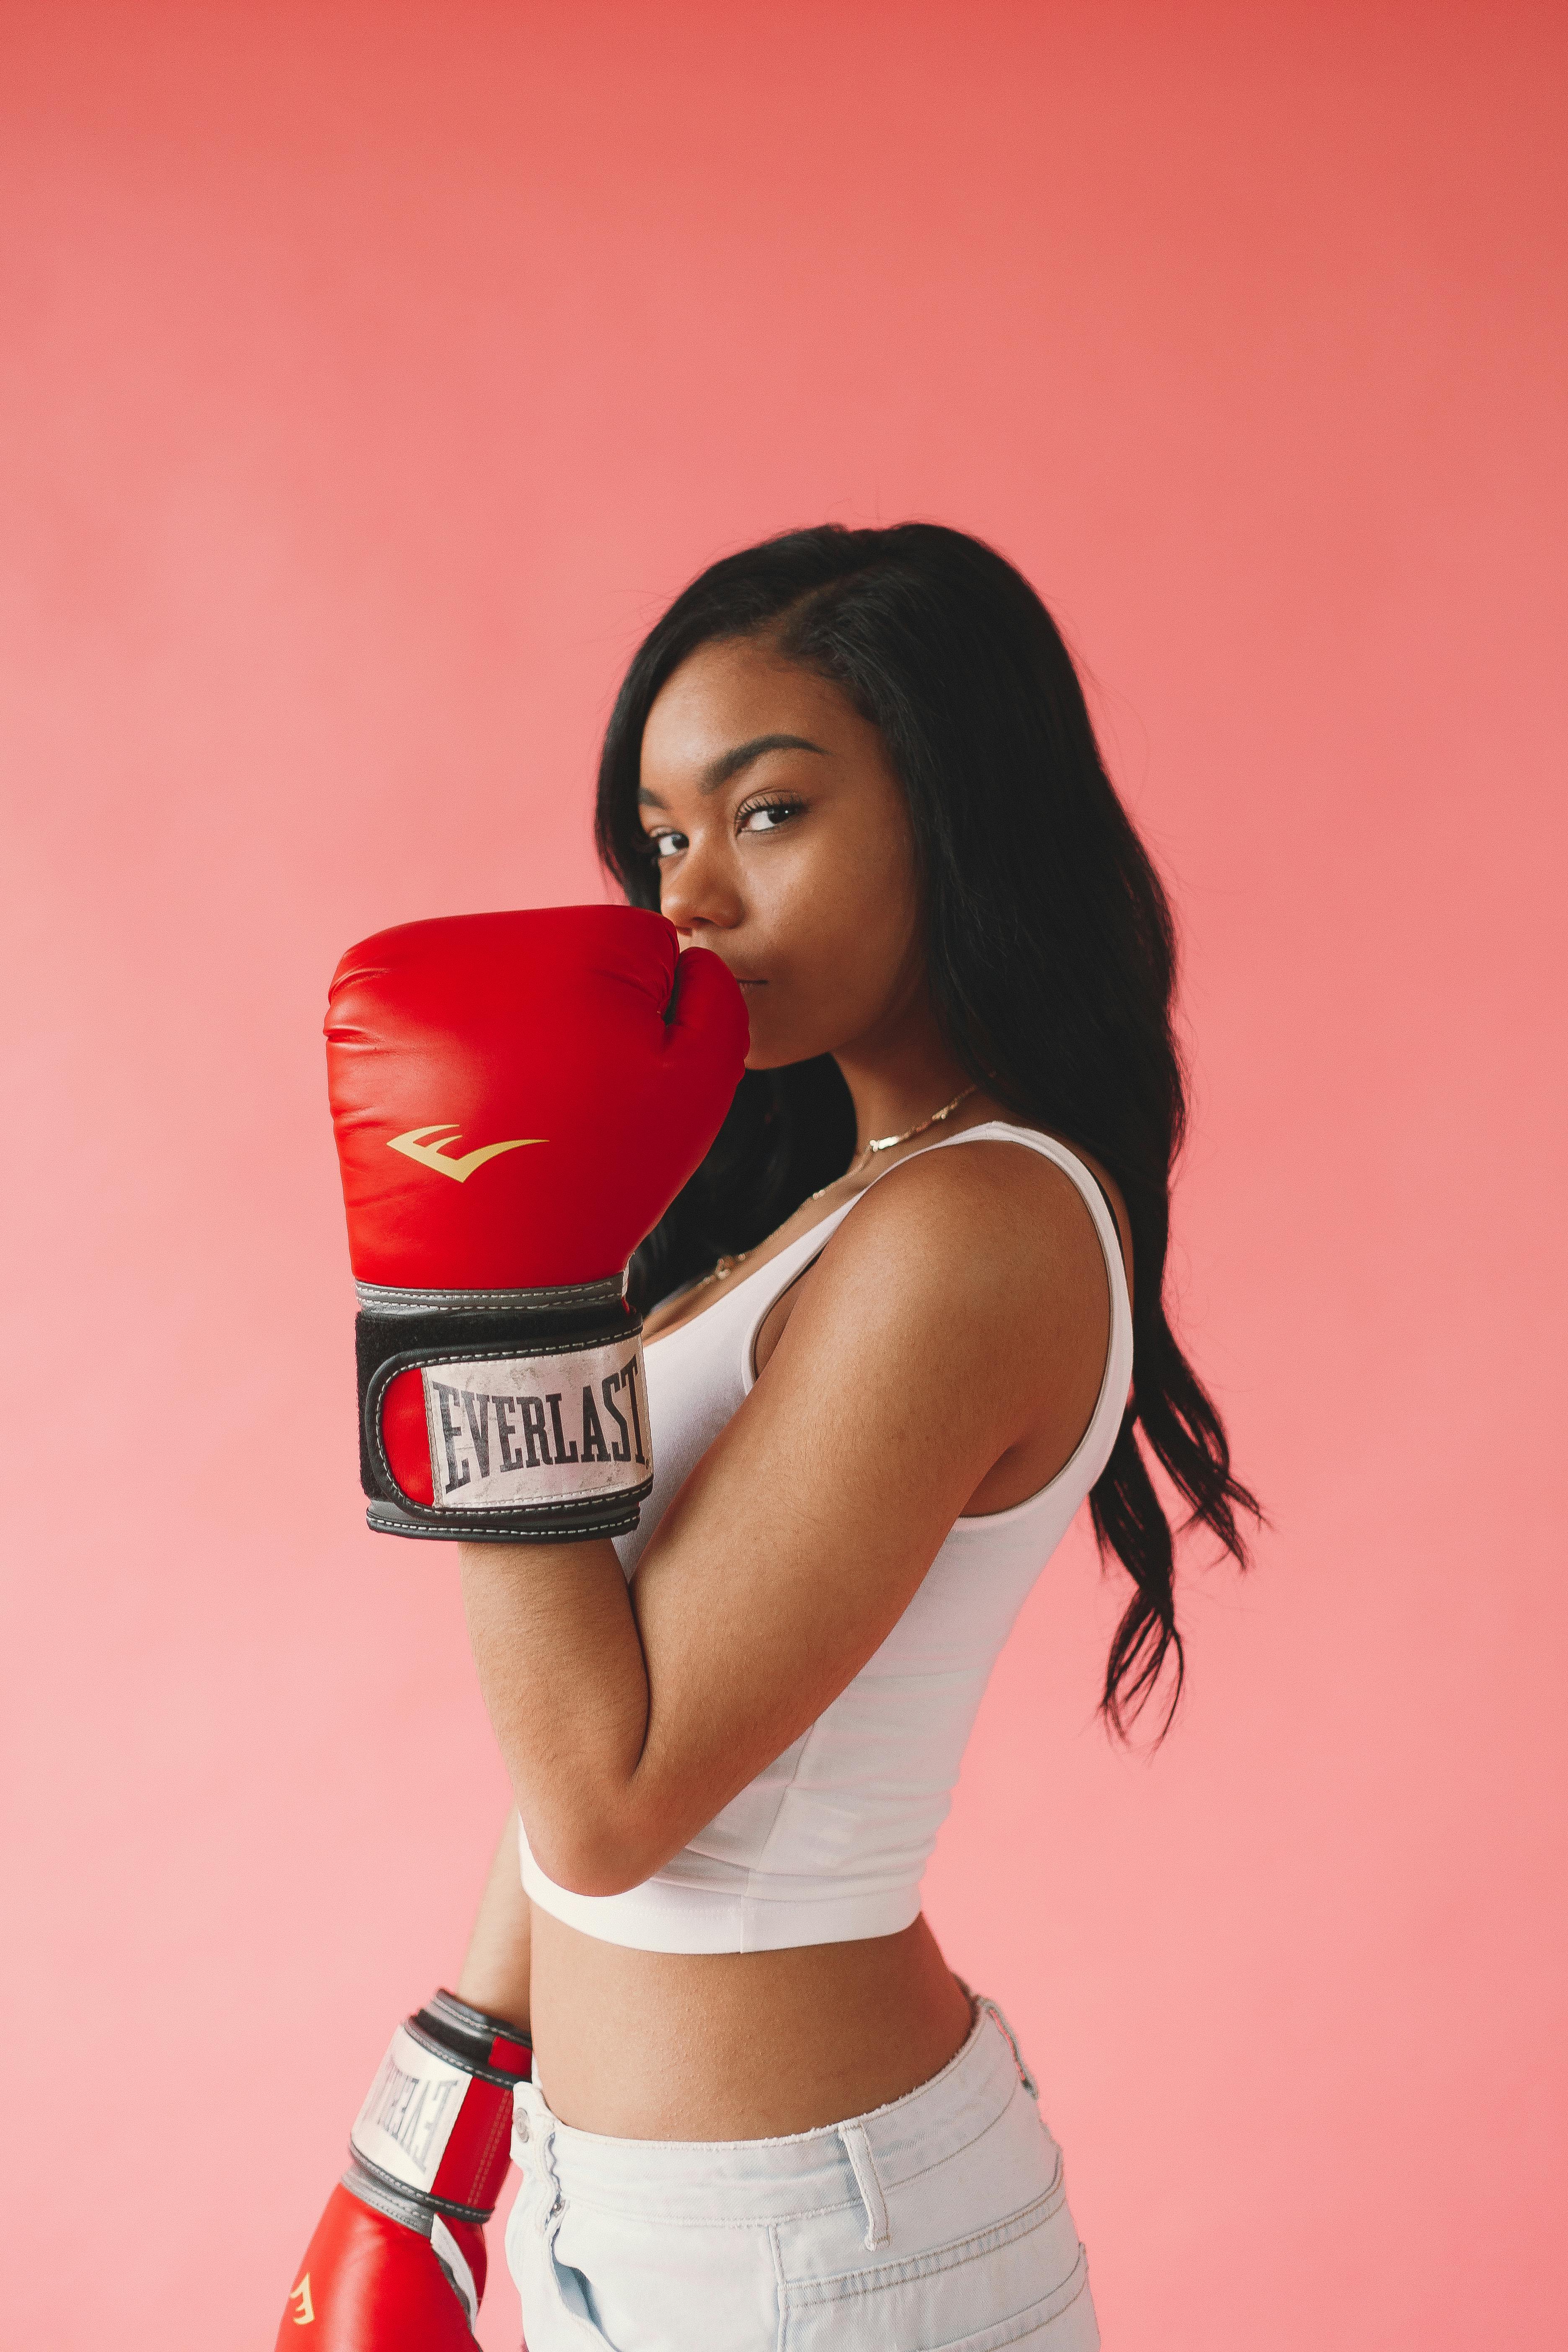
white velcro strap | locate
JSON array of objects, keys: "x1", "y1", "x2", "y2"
[
  {"x1": 350, "y1": 2025, "x2": 471, "y2": 2196},
  {"x1": 430, "y1": 2215, "x2": 479, "y2": 2329},
  {"x1": 419, "y1": 1336, "x2": 649, "y2": 1511}
]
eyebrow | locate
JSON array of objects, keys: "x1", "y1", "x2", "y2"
[{"x1": 637, "y1": 733, "x2": 828, "y2": 806}]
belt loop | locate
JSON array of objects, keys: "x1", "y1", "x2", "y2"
[
  {"x1": 978, "y1": 1996, "x2": 1038, "y2": 2099},
  {"x1": 838, "y1": 2119, "x2": 891, "y2": 2251}
]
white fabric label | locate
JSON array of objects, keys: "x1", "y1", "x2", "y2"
[
  {"x1": 350, "y1": 2024, "x2": 470, "y2": 2195},
  {"x1": 420, "y1": 1336, "x2": 649, "y2": 1512},
  {"x1": 430, "y1": 2215, "x2": 479, "y2": 2326}
]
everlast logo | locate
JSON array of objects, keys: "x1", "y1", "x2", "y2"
[
  {"x1": 351, "y1": 2027, "x2": 469, "y2": 2192},
  {"x1": 363, "y1": 2053, "x2": 459, "y2": 2176},
  {"x1": 416, "y1": 1341, "x2": 648, "y2": 1511}
]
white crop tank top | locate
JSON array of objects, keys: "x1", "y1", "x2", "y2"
[{"x1": 518, "y1": 1122, "x2": 1134, "y2": 1954}]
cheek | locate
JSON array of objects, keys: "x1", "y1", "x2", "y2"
[
  {"x1": 776, "y1": 843, "x2": 900, "y2": 966},
  {"x1": 824, "y1": 813, "x2": 920, "y2": 970},
  {"x1": 747, "y1": 829, "x2": 921, "y2": 1051}
]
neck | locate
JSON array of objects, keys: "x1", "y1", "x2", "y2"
[{"x1": 831, "y1": 1007, "x2": 977, "y2": 1162}]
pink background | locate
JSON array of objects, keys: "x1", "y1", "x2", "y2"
[{"x1": 4, "y1": 5, "x2": 1564, "y2": 2344}]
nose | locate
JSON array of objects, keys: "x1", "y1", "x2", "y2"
[{"x1": 658, "y1": 833, "x2": 743, "y2": 938}]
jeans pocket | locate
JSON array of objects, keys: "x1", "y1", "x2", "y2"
[
  {"x1": 781, "y1": 2187, "x2": 1093, "y2": 2352},
  {"x1": 921, "y1": 2244, "x2": 1099, "y2": 2352}
]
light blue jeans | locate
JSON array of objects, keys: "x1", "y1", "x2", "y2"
[{"x1": 506, "y1": 1996, "x2": 1099, "y2": 2350}]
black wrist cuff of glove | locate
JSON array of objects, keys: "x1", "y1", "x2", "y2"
[
  {"x1": 355, "y1": 1277, "x2": 652, "y2": 1542},
  {"x1": 410, "y1": 1988, "x2": 534, "y2": 2080}
]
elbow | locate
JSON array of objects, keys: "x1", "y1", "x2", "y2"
[
  {"x1": 547, "y1": 1849, "x2": 651, "y2": 1900},
  {"x1": 526, "y1": 1814, "x2": 661, "y2": 1901}
]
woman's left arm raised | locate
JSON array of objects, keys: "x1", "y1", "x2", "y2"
[{"x1": 461, "y1": 1142, "x2": 1112, "y2": 1896}]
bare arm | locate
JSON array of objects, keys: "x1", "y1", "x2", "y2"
[
  {"x1": 461, "y1": 1145, "x2": 1111, "y2": 1896},
  {"x1": 454, "y1": 1810, "x2": 532, "y2": 2034}
]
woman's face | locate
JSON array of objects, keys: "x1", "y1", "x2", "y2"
[{"x1": 638, "y1": 636, "x2": 924, "y2": 1070}]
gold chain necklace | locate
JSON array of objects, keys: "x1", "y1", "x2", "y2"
[{"x1": 697, "y1": 1086, "x2": 977, "y2": 1290}]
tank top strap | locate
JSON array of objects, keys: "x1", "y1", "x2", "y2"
[
  {"x1": 738, "y1": 1121, "x2": 1133, "y2": 1467},
  {"x1": 872, "y1": 1120, "x2": 1131, "y2": 1295}
]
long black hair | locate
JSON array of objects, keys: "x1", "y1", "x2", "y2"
[{"x1": 595, "y1": 523, "x2": 1258, "y2": 1735}]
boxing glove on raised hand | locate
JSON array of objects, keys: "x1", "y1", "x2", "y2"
[
  {"x1": 326, "y1": 906, "x2": 747, "y2": 1541},
  {"x1": 276, "y1": 1990, "x2": 531, "y2": 2347}
]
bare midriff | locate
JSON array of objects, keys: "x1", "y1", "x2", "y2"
[{"x1": 527, "y1": 1906, "x2": 975, "y2": 2141}]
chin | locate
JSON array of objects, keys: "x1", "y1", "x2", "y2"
[
  {"x1": 744, "y1": 1039, "x2": 818, "y2": 1072},
  {"x1": 741, "y1": 1005, "x2": 846, "y2": 1073}
]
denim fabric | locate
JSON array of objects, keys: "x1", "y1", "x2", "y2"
[{"x1": 505, "y1": 2000, "x2": 1099, "y2": 2351}]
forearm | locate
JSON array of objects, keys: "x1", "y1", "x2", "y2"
[
  {"x1": 454, "y1": 1810, "x2": 535, "y2": 2032},
  {"x1": 460, "y1": 1539, "x2": 657, "y2": 1895}
]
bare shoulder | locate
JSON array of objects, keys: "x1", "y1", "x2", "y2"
[
  {"x1": 827, "y1": 1128, "x2": 1124, "y2": 1308},
  {"x1": 745, "y1": 1129, "x2": 1119, "y2": 1496},
  {"x1": 752, "y1": 1128, "x2": 1119, "y2": 1393}
]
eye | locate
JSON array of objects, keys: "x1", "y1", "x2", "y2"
[
  {"x1": 737, "y1": 794, "x2": 805, "y2": 836},
  {"x1": 644, "y1": 828, "x2": 688, "y2": 861}
]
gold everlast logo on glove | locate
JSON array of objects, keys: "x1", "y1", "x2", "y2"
[
  {"x1": 423, "y1": 1342, "x2": 647, "y2": 1509},
  {"x1": 387, "y1": 1124, "x2": 546, "y2": 1182}
]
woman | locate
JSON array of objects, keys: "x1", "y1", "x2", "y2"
[{"x1": 288, "y1": 522, "x2": 1256, "y2": 2349}]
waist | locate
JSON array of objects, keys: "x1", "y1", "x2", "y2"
[
  {"x1": 514, "y1": 1996, "x2": 1044, "y2": 2213},
  {"x1": 528, "y1": 1907, "x2": 975, "y2": 2140}
]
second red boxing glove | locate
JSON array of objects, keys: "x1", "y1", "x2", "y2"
[
  {"x1": 325, "y1": 906, "x2": 747, "y2": 1542},
  {"x1": 276, "y1": 1990, "x2": 533, "y2": 2349}
]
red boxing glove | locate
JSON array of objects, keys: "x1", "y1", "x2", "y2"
[
  {"x1": 326, "y1": 906, "x2": 747, "y2": 1542},
  {"x1": 276, "y1": 1991, "x2": 532, "y2": 2348}
]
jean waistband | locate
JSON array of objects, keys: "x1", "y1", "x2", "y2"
[{"x1": 512, "y1": 1996, "x2": 1042, "y2": 2227}]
